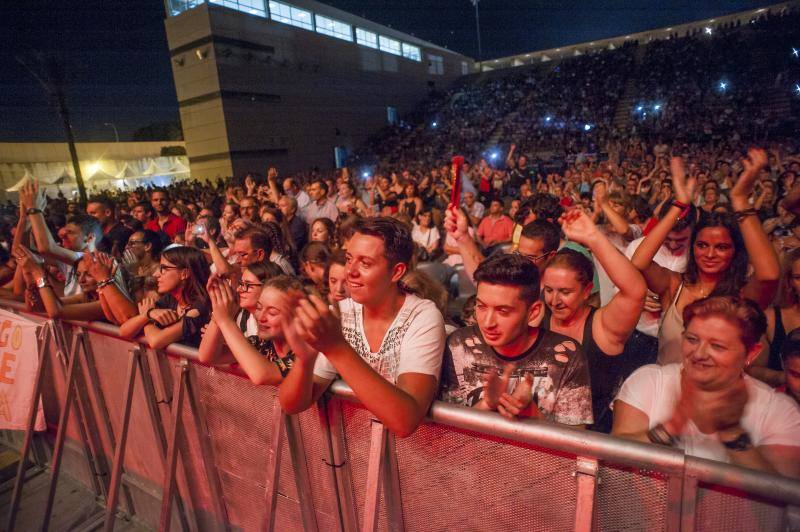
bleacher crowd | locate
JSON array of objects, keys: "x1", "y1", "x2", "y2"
[{"x1": 2, "y1": 5, "x2": 800, "y2": 478}]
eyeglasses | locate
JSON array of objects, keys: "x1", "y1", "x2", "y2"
[
  {"x1": 237, "y1": 280, "x2": 264, "y2": 292},
  {"x1": 513, "y1": 250, "x2": 552, "y2": 263},
  {"x1": 159, "y1": 264, "x2": 182, "y2": 274}
]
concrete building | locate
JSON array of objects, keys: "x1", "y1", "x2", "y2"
[{"x1": 163, "y1": 0, "x2": 474, "y2": 180}]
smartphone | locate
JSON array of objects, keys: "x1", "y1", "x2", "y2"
[
  {"x1": 450, "y1": 155, "x2": 465, "y2": 206},
  {"x1": 193, "y1": 224, "x2": 206, "y2": 235}
]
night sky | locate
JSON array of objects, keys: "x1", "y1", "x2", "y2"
[{"x1": 1, "y1": 0, "x2": 778, "y2": 142}]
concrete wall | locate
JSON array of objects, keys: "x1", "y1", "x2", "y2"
[{"x1": 164, "y1": 3, "x2": 472, "y2": 180}]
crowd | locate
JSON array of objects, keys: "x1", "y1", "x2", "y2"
[{"x1": 1, "y1": 6, "x2": 800, "y2": 479}]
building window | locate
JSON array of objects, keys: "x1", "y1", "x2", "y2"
[
  {"x1": 210, "y1": 0, "x2": 267, "y2": 17},
  {"x1": 379, "y1": 36, "x2": 402, "y2": 56},
  {"x1": 166, "y1": 0, "x2": 205, "y2": 16},
  {"x1": 355, "y1": 28, "x2": 378, "y2": 49},
  {"x1": 387, "y1": 106, "x2": 398, "y2": 125},
  {"x1": 461, "y1": 61, "x2": 469, "y2": 75},
  {"x1": 268, "y1": 1, "x2": 313, "y2": 30},
  {"x1": 428, "y1": 54, "x2": 444, "y2": 75},
  {"x1": 401, "y1": 43, "x2": 422, "y2": 62},
  {"x1": 315, "y1": 15, "x2": 352, "y2": 41}
]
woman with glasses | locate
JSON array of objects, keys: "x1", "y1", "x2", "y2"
[
  {"x1": 199, "y1": 275, "x2": 310, "y2": 385},
  {"x1": 540, "y1": 208, "x2": 647, "y2": 432},
  {"x1": 199, "y1": 261, "x2": 282, "y2": 363},
  {"x1": 120, "y1": 246, "x2": 210, "y2": 348}
]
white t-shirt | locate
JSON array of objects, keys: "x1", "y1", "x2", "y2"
[
  {"x1": 59, "y1": 252, "x2": 84, "y2": 297},
  {"x1": 623, "y1": 237, "x2": 688, "y2": 337},
  {"x1": 616, "y1": 364, "x2": 800, "y2": 463},
  {"x1": 313, "y1": 294, "x2": 446, "y2": 383},
  {"x1": 411, "y1": 224, "x2": 440, "y2": 250},
  {"x1": 595, "y1": 225, "x2": 643, "y2": 306}
]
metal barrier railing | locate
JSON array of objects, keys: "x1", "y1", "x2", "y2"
[{"x1": 1, "y1": 299, "x2": 799, "y2": 531}]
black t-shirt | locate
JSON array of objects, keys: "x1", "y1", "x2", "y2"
[
  {"x1": 154, "y1": 294, "x2": 210, "y2": 347},
  {"x1": 440, "y1": 325, "x2": 593, "y2": 426}
]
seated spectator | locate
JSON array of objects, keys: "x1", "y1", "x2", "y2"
[
  {"x1": 411, "y1": 209, "x2": 440, "y2": 262},
  {"x1": 278, "y1": 195, "x2": 308, "y2": 253},
  {"x1": 279, "y1": 217, "x2": 446, "y2": 437},
  {"x1": 613, "y1": 296, "x2": 800, "y2": 478},
  {"x1": 303, "y1": 180, "x2": 339, "y2": 223},
  {"x1": 462, "y1": 191, "x2": 485, "y2": 226},
  {"x1": 476, "y1": 199, "x2": 514, "y2": 247},
  {"x1": 440, "y1": 254, "x2": 593, "y2": 426},
  {"x1": 120, "y1": 246, "x2": 210, "y2": 348},
  {"x1": 336, "y1": 181, "x2": 370, "y2": 217}
]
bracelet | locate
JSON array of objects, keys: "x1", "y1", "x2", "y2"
[
  {"x1": 647, "y1": 423, "x2": 679, "y2": 447},
  {"x1": 720, "y1": 431, "x2": 753, "y2": 452},
  {"x1": 96, "y1": 277, "x2": 115, "y2": 289},
  {"x1": 25, "y1": 208, "x2": 42, "y2": 216},
  {"x1": 733, "y1": 208, "x2": 758, "y2": 223},
  {"x1": 146, "y1": 308, "x2": 157, "y2": 320},
  {"x1": 670, "y1": 200, "x2": 691, "y2": 220}
]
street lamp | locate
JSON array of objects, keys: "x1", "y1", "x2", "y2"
[
  {"x1": 470, "y1": 0, "x2": 482, "y2": 62},
  {"x1": 104, "y1": 122, "x2": 119, "y2": 142}
]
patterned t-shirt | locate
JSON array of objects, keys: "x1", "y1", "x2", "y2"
[
  {"x1": 313, "y1": 294, "x2": 445, "y2": 383},
  {"x1": 440, "y1": 326, "x2": 594, "y2": 426}
]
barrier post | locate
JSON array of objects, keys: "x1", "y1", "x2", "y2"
[
  {"x1": 5, "y1": 321, "x2": 50, "y2": 532},
  {"x1": 573, "y1": 456, "x2": 598, "y2": 532},
  {"x1": 41, "y1": 324, "x2": 83, "y2": 530},
  {"x1": 159, "y1": 359, "x2": 188, "y2": 530},
  {"x1": 285, "y1": 414, "x2": 320, "y2": 532},
  {"x1": 264, "y1": 398, "x2": 286, "y2": 531},
  {"x1": 680, "y1": 475, "x2": 698, "y2": 532},
  {"x1": 103, "y1": 347, "x2": 140, "y2": 531},
  {"x1": 326, "y1": 399, "x2": 358, "y2": 532},
  {"x1": 363, "y1": 421, "x2": 389, "y2": 532},
  {"x1": 141, "y1": 349, "x2": 193, "y2": 531},
  {"x1": 666, "y1": 474, "x2": 683, "y2": 532},
  {"x1": 382, "y1": 434, "x2": 404, "y2": 532}
]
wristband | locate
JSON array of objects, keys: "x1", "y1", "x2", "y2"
[
  {"x1": 25, "y1": 208, "x2": 43, "y2": 215},
  {"x1": 721, "y1": 431, "x2": 753, "y2": 451},
  {"x1": 647, "y1": 423, "x2": 679, "y2": 447},
  {"x1": 670, "y1": 200, "x2": 691, "y2": 220},
  {"x1": 96, "y1": 277, "x2": 115, "y2": 289},
  {"x1": 733, "y1": 208, "x2": 758, "y2": 223},
  {"x1": 146, "y1": 308, "x2": 158, "y2": 320}
]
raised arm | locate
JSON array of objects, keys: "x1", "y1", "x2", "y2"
[
  {"x1": 444, "y1": 204, "x2": 484, "y2": 283},
  {"x1": 560, "y1": 209, "x2": 646, "y2": 353},
  {"x1": 731, "y1": 149, "x2": 780, "y2": 308},
  {"x1": 89, "y1": 253, "x2": 138, "y2": 325},
  {"x1": 19, "y1": 181, "x2": 80, "y2": 265},
  {"x1": 594, "y1": 182, "x2": 631, "y2": 236},
  {"x1": 631, "y1": 157, "x2": 695, "y2": 298}
]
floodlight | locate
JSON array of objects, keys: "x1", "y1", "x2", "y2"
[
  {"x1": 704, "y1": 27, "x2": 712, "y2": 35},
  {"x1": 584, "y1": 124, "x2": 592, "y2": 131}
]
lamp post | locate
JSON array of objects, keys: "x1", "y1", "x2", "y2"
[
  {"x1": 104, "y1": 122, "x2": 119, "y2": 142},
  {"x1": 470, "y1": 0, "x2": 482, "y2": 63}
]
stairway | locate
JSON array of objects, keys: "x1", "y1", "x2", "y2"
[{"x1": 613, "y1": 77, "x2": 639, "y2": 132}]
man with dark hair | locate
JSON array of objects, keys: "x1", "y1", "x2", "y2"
[
  {"x1": 477, "y1": 199, "x2": 514, "y2": 247},
  {"x1": 302, "y1": 179, "x2": 338, "y2": 223},
  {"x1": 278, "y1": 194, "x2": 307, "y2": 251},
  {"x1": 279, "y1": 217, "x2": 446, "y2": 437},
  {"x1": 239, "y1": 196, "x2": 258, "y2": 222},
  {"x1": 145, "y1": 188, "x2": 187, "y2": 240},
  {"x1": 516, "y1": 220, "x2": 561, "y2": 273},
  {"x1": 131, "y1": 201, "x2": 155, "y2": 224},
  {"x1": 87, "y1": 197, "x2": 132, "y2": 255},
  {"x1": 231, "y1": 228, "x2": 273, "y2": 268},
  {"x1": 440, "y1": 254, "x2": 593, "y2": 427}
]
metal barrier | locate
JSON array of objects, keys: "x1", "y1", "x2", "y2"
[{"x1": 1, "y1": 300, "x2": 799, "y2": 531}]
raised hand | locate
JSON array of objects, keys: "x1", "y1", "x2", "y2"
[
  {"x1": 209, "y1": 280, "x2": 240, "y2": 322},
  {"x1": 279, "y1": 300, "x2": 319, "y2": 363},
  {"x1": 670, "y1": 156, "x2": 696, "y2": 204},
  {"x1": 18, "y1": 180, "x2": 37, "y2": 211},
  {"x1": 138, "y1": 296, "x2": 156, "y2": 316},
  {"x1": 122, "y1": 248, "x2": 137, "y2": 269},
  {"x1": 244, "y1": 175, "x2": 256, "y2": 195},
  {"x1": 731, "y1": 148, "x2": 768, "y2": 206},
  {"x1": 267, "y1": 166, "x2": 278, "y2": 181},
  {"x1": 14, "y1": 247, "x2": 45, "y2": 278},
  {"x1": 443, "y1": 204, "x2": 469, "y2": 241},
  {"x1": 290, "y1": 293, "x2": 348, "y2": 355},
  {"x1": 86, "y1": 252, "x2": 113, "y2": 282},
  {"x1": 558, "y1": 208, "x2": 600, "y2": 247}
]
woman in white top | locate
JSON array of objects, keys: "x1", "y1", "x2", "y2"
[
  {"x1": 411, "y1": 210, "x2": 440, "y2": 261},
  {"x1": 613, "y1": 295, "x2": 800, "y2": 478}
]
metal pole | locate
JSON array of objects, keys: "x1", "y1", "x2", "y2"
[
  {"x1": 103, "y1": 349, "x2": 139, "y2": 531},
  {"x1": 264, "y1": 398, "x2": 285, "y2": 531},
  {"x1": 5, "y1": 323, "x2": 51, "y2": 532},
  {"x1": 472, "y1": 0, "x2": 482, "y2": 62},
  {"x1": 159, "y1": 360, "x2": 188, "y2": 530}
]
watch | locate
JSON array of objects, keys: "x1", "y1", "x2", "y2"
[
  {"x1": 35, "y1": 277, "x2": 50, "y2": 289},
  {"x1": 721, "y1": 431, "x2": 753, "y2": 452},
  {"x1": 26, "y1": 207, "x2": 42, "y2": 215}
]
